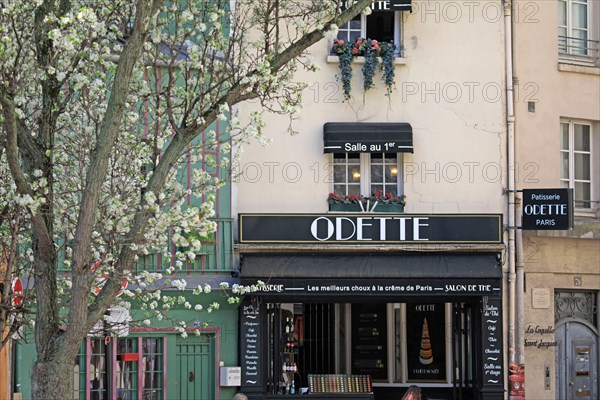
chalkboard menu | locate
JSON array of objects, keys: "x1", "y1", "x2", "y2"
[
  {"x1": 351, "y1": 304, "x2": 387, "y2": 380},
  {"x1": 482, "y1": 296, "x2": 503, "y2": 387},
  {"x1": 406, "y1": 303, "x2": 446, "y2": 381},
  {"x1": 240, "y1": 298, "x2": 262, "y2": 389}
]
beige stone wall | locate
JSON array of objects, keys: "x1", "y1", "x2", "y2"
[
  {"x1": 513, "y1": 0, "x2": 600, "y2": 193},
  {"x1": 514, "y1": 0, "x2": 600, "y2": 397},
  {"x1": 235, "y1": 8, "x2": 507, "y2": 215}
]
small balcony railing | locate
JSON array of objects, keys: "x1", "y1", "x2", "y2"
[
  {"x1": 134, "y1": 218, "x2": 234, "y2": 274},
  {"x1": 558, "y1": 35, "x2": 600, "y2": 65}
]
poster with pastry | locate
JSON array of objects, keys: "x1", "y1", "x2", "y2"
[{"x1": 407, "y1": 303, "x2": 446, "y2": 381}]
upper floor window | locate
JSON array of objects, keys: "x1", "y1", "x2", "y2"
[
  {"x1": 560, "y1": 120, "x2": 596, "y2": 210},
  {"x1": 337, "y1": 6, "x2": 402, "y2": 55},
  {"x1": 558, "y1": 0, "x2": 599, "y2": 61},
  {"x1": 333, "y1": 153, "x2": 402, "y2": 197}
]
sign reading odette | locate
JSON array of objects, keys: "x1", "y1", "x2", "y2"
[
  {"x1": 340, "y1": 0, "x2": 412, "y2": 12},
  {"x1": 522, "y1": 188, "x2": 573, "y2": 230},
  {"x1": 239, "y1": 214, "x2": 502, "y2": 244}
]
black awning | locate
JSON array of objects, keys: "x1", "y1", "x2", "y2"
[
  {"x1": 239, "y1": 253, "x2": 502, "y2": 299},
  {"x1": 341, "y1": 0, "x2": 412, "y2": 12},
  {"x1": 323, "y1": 122, "x2": 413, "y2": 153},
  {"x1": 391, "y1": 0, "x2": 412, "y2": 12},
  {"x1": 241, "y1": 253, "x2": 501, "y2": 279}
]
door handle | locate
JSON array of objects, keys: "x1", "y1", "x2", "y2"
[{"x1": 569, "y1": 381, "x2": 574, "y2": 386}]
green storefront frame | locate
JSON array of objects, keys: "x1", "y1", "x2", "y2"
[{"x1": 14, "y1": 302, "x2": 241, "y2": 400}]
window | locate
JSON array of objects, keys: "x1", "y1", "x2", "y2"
[
  {"x1": 337, "y1": 8, "x2": 402, "y2": 54},
  {"x1": 73, "y1": 337, "x2": 165, "y2": 400},
  {"x1": 560, "y1": 120, "x2": 595, "y2": 209},
  {"x1": 333, "y1": 153, "x2": 402, "y2": 197},
  {"x1": 558, "y1": 0, "x2": 591, "y2": 56}
]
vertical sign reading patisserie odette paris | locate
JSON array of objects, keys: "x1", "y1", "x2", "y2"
[
  {"x1": 522, "y1": 188, "x2": 573, "y2": 230},
  {"x1": 406, "y1": 304, "x2": 446, "y2": 381}
]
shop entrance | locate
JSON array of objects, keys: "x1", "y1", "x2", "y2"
[
  {"x1": 265, "y1": 301, "x2": 483, "y2": 400},
  {"x1": 175, "y1": 334, "x2": 216, "y2": 399}
]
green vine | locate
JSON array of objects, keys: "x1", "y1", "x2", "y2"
[
  {"x1": 360, "y1": 39, "x2": 379, "y2": 92},
  {"x1": 332, "y1": 37, "x2": 397, "y2": 101},
  {"x1": 380, "y1": 41, "x2": 396, "y2": 96},
  {"x1": 333, "y1": 38, "x2": 354, "y2": 101}
]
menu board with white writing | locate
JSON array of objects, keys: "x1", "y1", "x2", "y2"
[
  {"x1": 240, "y1": 298, "x2": 262, "y2": 389},
  {"x1": 406, "y1": 303, "x2": 446, "y2": 381},
  {"x1": 351, "y1": 304, "x2": 387, "y2": 380},
  {"x1": 482, "y1": 297, "x2": 503, "y2": 387}
]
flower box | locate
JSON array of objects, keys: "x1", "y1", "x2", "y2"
[{"x1": 329, "y1": 203, "x2": 404, "y2": 213}]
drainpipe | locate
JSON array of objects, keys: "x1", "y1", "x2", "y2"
[
  {"x1": 506, "y1": 0, "x2": 526, "y2": 371},
  {"x1": 503, "y1": 0, "x2": 517, "y2": 368}
]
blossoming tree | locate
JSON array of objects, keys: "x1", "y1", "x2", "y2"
[{"x1": 0, "y1": 0, "x2": 373, "y2": 398}]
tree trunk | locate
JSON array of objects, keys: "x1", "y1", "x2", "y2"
[{"x1": 31, "y1": 355, "x2": 76, "y2": 400}]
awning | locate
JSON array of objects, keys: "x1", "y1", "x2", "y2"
[
  {"x1": 241, "y1": 253, "x2": 501, "y2": 280},
  {"x1": 390, "y1": 0, "x2": 412, "y2": 12},
  {"x1": 341, "y1": 0, "x2": 412, "y2": 13},
  {"x1": 239, "y1": 253, "x2": 502, "y2": 299},
  {"x1": 323, "y1": 122, "x2": 413, "y2": 153}
]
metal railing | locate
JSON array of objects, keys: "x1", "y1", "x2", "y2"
[
  {"x1": 558, "y1": 35, "x2": 600, "y2": 64},
  {"x1": 134, "y1": 218, "x2": 235, "y2": 274}
]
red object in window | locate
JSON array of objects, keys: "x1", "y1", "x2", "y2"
[{"x1": 117, "y1": 352, "x2": 139, "y2": 362}]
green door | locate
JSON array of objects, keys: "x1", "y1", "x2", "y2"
[{"x1": 176, "y1": 334, "x2": 217, "y2": 400}]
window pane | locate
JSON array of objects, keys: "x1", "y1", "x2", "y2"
[
  {"x1": 572, "y1": 3, "x2": 588, "y2": 29},
  {"x1": 348, "y1": 184, "x2": 361, "y2": 196},
  {"x1": 574, "y1": 153, "x2": 590, "y2": 180},
  {"x1": 349, "y1": 165, "x2": 361, "y2": 182},
  {"x1": 560, "y1": 123, "x2": 569, "y2": 150},
  {"x1": 334, "y1": 164, "x2": 346, "y2": 183},
  {"x1": 117, "y1": 338, "x2": 138, "y2": 400},
  {"x1": 371, "y1": 164, "x2": 383, "y2": 183},
  {"x1": 558, "y1": 1, "x2": 567, "y2": 25},
  {"x1": 571, "y1": 29, "x2": 588, "y2": 55},
  {"x1": 561, "y1": 152, "x2": 570, "y2": 180},
  {"x1": 558, "y1": 27, "x2": 567, "y2": 52},
  {"x1": 366, "y1": 12, "x2": 395, "y2": 42},
  {"x1": 384, "y1": 154, "x2": 397, "y2": 164},
  {"x1": 350, "y1": 18, "x2": 361, "y2": 29},
  {"x1": 385, "y1": 165, "x2": 397, "y2": 183},
  {"x1": 370, "y1": 184, "x2": 383, "y2": 194},
  {"x1": 334, "y1": 185, "x2": 346, "y2": 195},
  {"x1": 575, "y1": 182, "x2": 591, "y2": 208},
  {"x1": 348, "y1": 31, "x2": 360, "y2": 43},
  {"x1": 74, "y1": 341, "x2": 87, "y2": 400},
  {"x1": 574, "y1": 124, "x2": 590, "y2": 151},
  {"x1": 142, "y1": 338, "x2": 163, "y2": 397},
  {"x1": 90, "y1": 339, "x2": 108, "y2": 400}
]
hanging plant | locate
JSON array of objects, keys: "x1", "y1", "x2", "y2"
[
  {"x1": 358, "y1": 38, "x2": 380, "y2": 92},
  {"x1": 333, "y1": 38, "x2": 354, "y2": 101},
  {"x1": 380, "y1": 41, "x2": 396, "y2": 96},
  {"x1": 331, "y1": 37, "x2": 397, "y2": 101}
]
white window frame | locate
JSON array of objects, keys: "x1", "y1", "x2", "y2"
[
  {"x1": 331, "y1": 153, "x2": 404, "y2": 197},
  {"x1": 560, "y1": 119, "x2": 595, "y2": 212},
  {"x1": 558, "y1": 0, "x2": 599, "y2": 65},
  {"x1": 336, "y1": 12, "x2": 402, "y2": 55}
]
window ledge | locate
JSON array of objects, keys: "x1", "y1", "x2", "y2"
[
  {"x1": 327, "y1": 55, "x2": 406, "y2": 65},
  {"x1": 558, "y1": 61, "x2": 600, "y2": 75}
]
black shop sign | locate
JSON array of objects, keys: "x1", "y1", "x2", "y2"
[
  {"x1": 522, "y1": 188, "x2": 573, "y2": 230},
  {"x1": 239, "y1": 214, "x2": 502, "y2": 244}
]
